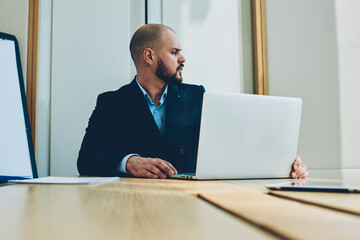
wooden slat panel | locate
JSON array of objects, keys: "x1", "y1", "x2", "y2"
[
  {"x1": 252, "y1": 0, "x2": 268, "y2": 95},
  {"x1": 26, "y1": 0, "x2": 39, "y2": 150}
]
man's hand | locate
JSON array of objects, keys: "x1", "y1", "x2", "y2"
[
  {"x1": 290, "y1": 155, "x2": 308, "y2": 179},
  {"x1": 126, "y1": 156, "x2": 178, "y2": 179}
]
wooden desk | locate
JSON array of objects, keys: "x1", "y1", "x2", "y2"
[
  {"x1": 0, "y1": 178, "x2": 273, "y2": 240},
  {"x1": 1, "y1": 177, "x2": 360, "y2": 240}
]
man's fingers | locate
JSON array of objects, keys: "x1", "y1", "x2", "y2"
[
  {"x1": 293, "y1": 163, "x2": 299, "y2": 170},
  {"x1": 147, "y1": 165, "x2": 167, "y2": 179},
  {"x1": 143, "y1": 170, "x2": 159, "y2": 179},
  {"x1": 127, "y1": 156, "x2": 177, "y2": 179},
  {"x1": 296, "y1": 166, "x2": 306, "y2": 175},
  {"x1": 297, "y1": 161, "x2": 309, "y2": 177},
  {"x1": 132, "y1": 169, "x2": 158, "y2": 179},
  {"x1": 293, "y1": 169, "x2": 308, "y2": 179},
  {"x1": 163, "y1": 161, "x2": 177, "y2": 175},
  {"x1": 291, "y1": 168, "x2": 308, "y2": 179},
  {"x1": 127, "y1": 157, "x2": 167, "y2": 179},
  {"x1": 293, "y1": 159, "x2": 299, "y2": 169},
  {"x1": 290, "y1": 155, "x2": 308, "y2": 179},
  {"x1": 292, "y1": 156, "x2": 305, "y2": 171},
  {"x1": 151, "y1": 158, "x2": 175, "y2": 175}
]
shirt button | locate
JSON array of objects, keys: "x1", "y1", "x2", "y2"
[{"x1": 180, "y1": 149, "x2": 185, "y2": 155}]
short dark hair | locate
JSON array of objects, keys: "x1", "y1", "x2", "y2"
[{"x1": 129, "y1": 24, "x2": 174, "y2": 66}]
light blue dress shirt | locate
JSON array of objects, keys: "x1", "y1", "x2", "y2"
[{"x1": 117, "y1": 79, "x2": 168, "y2": 174}]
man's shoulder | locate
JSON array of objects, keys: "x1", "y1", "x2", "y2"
[{"x1": 97, "y1": 81, "x2": 135, "y2": 102}]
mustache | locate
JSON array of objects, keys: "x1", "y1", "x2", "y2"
[{"x1": 177, "y1": 64, "x2": 184, "y2": 71}]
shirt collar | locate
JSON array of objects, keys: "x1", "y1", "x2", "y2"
[{"x1": 136, "y1": 77, "x2": 168, "y2": 106}]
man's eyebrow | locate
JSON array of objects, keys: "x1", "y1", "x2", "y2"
[{"x1": 171, "y1": 48, "x2": 182, "y2": 51}]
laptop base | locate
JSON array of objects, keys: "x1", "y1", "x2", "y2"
[{"x1": 168, "y1": 173, "x2": 197, "y2": 180}]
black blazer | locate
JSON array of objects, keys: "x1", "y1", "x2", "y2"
[{"x1": 77, "y1": 78, "x2": 205, "y2": 176}]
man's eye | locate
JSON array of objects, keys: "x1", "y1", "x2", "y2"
[{"x1": 172, "y1": 51, "x2": 177, "y2": 55}]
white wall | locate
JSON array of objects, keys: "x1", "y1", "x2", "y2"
[
  {"x1": 45, "y1": 0, "x2": 253, "y2": 175},
  {"x1": 0, "y1": 0, "x2": 28, "y2": 86},
  {"x1": 162, "y1": 0, "x2": 253, "y2": 93},
  {"x1": 130, "y1": 0, "x2": 146, "y2": 76},
  {"x1": 5, "y1": 0, "x2": 359, "y2": 175},
  {"x1": 50, "y1": 0, "x2": 134, "y2": 175},
  {"x1": 266, "y1": 0, "x2": 360, "y2": 169},
  {"x1": 147, "y1": 0, "x2": 162, "y2": 24},
  {"x1": 335, "y1": 0, "x2": 360, "y2": 169}
]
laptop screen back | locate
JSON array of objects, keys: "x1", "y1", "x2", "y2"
[
  {"x1": 0, "y1": 32, "x2": 37, "y2": 180},
  {"x1": 195, "y1": 92, "x2": 302, "y2": 179}
]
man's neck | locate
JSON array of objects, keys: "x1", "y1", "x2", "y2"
[{"x1": 137, "y1": 74, "x2": 167, "y2": 106}]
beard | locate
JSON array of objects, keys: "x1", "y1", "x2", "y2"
[{"x1": 155, "y1": 58, "x2": 183, "y2": 85}]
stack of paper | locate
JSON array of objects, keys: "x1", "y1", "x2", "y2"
[{"x1": 9, "y1": 176, "x2": 119, "y2": 185}]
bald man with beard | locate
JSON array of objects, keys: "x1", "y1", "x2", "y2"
[{"x1": 77, "y1": 24, "x2": 308, "y2": 179}]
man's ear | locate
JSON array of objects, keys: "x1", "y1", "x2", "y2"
[{"x1": 143, "y1": 48, "x2": 154, "y2": 65}]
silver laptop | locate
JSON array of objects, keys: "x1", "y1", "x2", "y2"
[{"x1": 170, "y1": 91, "x2": 302, "y2": 180}]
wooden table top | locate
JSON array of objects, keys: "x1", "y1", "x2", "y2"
[
  {"x1": 0, "y1": 178, "x2": 274, "y2": 240},
  {"x1": 167, "y1": 178, "x2": 360, "y2": 240},
  {"x1": 2, "y1": 176, "x2": 360, "y2": 240}
]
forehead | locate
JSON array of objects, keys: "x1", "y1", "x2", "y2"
[{"x1": 159, "y1": 29, "x2": 181, "y2": 49}]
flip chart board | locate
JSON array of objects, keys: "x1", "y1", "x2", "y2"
[{"x1": 0, "y1": 32, "x2": 37, "y2": 180}]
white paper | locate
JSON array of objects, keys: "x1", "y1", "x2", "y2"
[{"x1": 9, "y1": 176, "x2": 119, "y2": 185}]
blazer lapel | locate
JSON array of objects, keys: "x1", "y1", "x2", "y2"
[
  {"x1": 165, "y1": 84, "x2": 181, "y2": 143},
  {"x1": 128, "y1": 78, "x2": 163, "y2": 141}
]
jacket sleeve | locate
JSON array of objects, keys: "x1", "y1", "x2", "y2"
[{"x1": 77, "y1": 93, "x2": 127, "y2": 176}]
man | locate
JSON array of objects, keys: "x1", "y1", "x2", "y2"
[{"x1": 77, "y1": 24, "x2": 308, "y2": 179}]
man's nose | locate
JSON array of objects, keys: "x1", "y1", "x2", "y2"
[{"x1": 178, "y1": 53, "x2": 185, "y2": 63}]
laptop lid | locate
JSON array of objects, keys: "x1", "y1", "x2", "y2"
[
  {"x1": 0, "y1": 32, "x2": 38, "y2": 181},
  {"x1": 195, "y1": 92, "x2": 302, "y2": 179}
]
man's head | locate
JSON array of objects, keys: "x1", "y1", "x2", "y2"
[{"x1": 129, "y1": 24, "x2": 185, "y2": 85}]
